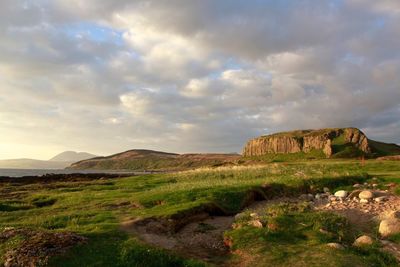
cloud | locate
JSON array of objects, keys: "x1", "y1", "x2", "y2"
[{"x1": 0, "y1": 0, "x2": 399, "y2": 159}]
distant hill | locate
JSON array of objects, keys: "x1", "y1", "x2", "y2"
[
  {"x1": 0, "y1": 159, "x2": 70, "y2": 169},
  {"x1": 68, "y1": 149, "x2": 240, "y2": 171},
  {"x1": 0, "y1": 151, "x2": 97, "y2": 169},
  {"x1": 243, "y1": 127, "x2": 400, "y2": 159},
  {"x1": 49, "y1": 151, "x2": 97, "y2": 162}
]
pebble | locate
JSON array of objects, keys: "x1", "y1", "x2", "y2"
[
  {"x1": 327, "y1": 242, "x2": 344, "y2": 249},
  {"x1": 359, "y1": 190, "x2": 374, "y2": 200},
  {"x1": 334, "y1": 190, "x2": 348, "y2": 198},
  {"x1": 360, "y1": 199, "x2": 369, "y2": 204},
  {"x1": 353, "y1": 235, "x2": 374, "y2": 247},
  {"x1": 353, "y1": 183, "x2": 361, "y2": 188},
  {"x1": 374, "y1": 196, "x2": 388, "y2": 203},
  {"x1": 248, "y1": 220, "x2": 263, "y2": 228}
]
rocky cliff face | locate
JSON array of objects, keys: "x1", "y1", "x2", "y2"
[{"x1": 242, "y1": 128, "x2": 371, "y2": 158}]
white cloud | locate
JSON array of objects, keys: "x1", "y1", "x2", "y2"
[{"x1": 0, "y1": 0, "x2": 399, "y2": 159}]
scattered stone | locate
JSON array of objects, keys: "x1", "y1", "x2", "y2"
[
  {"x1": 319, "y1": 228, "x2": 330, "y2": 235},
  {"x1": 353, "y1": 235, "x2": 374, "y2": 247},
  {"x1": 1, "y1": 229, "x2": 87, "y2": 267},
  {"x1": 348, "y1": 190, "x2": 362, "y2": 199},
  {"x1": 327, "y1": 242, "x2": 344, "y2": 249},
  {"x1": 374, "y1": 196, "x2": 388, "y2": 203},
  {"x1": 248, "y1": 220, "x2": 263, "y2": 228},
  {"x1": 360, "y1": 199, "x2": 369, "y2": 204},
  {"x1": 359, "y1": 190, "x2": 374, "y2": 200},
  {"x1": 353, "y1": 183, "x2": 361, "y2": 188},
  {"x1": 334, "y1": 190, "x2": 348, "y2": 198},
  {"x1": 379, "y1": 219, "x2": 400, "y2": 237},
  {"x1": 250, "y1": 213, "x2": 258, "y2": 218},
  {"x1": 323, "y1": 187, "x2": 330, "y2": 193},
  {"x1": 372, "y1": 184, "x2": 378, "y2": 188},
  {"x1": 329, "y1": 196, "x2": 338, "y2": 202},
  {"x1": 315, "y1": 193, "x2": 321, "y2": 200}
]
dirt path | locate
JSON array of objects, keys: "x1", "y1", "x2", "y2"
[{"x1": 121, "y1": 215, "x2": 234, "y2": 263}]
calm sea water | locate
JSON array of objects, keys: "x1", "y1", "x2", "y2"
[{"x1": 0, "y1": 168, "x2": 137, "y2": 177}]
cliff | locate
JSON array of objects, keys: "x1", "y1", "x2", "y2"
[{"x1": 242, "y1": 128, "x2": 371, "y2": 158}]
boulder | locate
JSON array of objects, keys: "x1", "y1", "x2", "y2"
[
  {"x1": 334, "y1": 190, "x2": 348, "y2": 198},
  {"x1": 353, "y1": 235, "x2": 374, "y2": 246},
  {"x1": 379, "y1": 219, "x2": 400, "y2": 237},
  {"x1": 359, "y1": 190, "x2": 374, "y2": 200}
]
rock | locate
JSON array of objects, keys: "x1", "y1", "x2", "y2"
[
  {"x1": 248, "y1": 220, "x2": 263, "y2": 228},
  {"x1": 360, "y1": 199, "x2": 369, "y2": 204},
  {"x1": 372, "y1": 183, "x2": 378, "y2": 188},
  {"x1": 353, "y1": 235, "x2": 374, "y2": 246},
  {"x1": 379, "y1": 219, "x2": 400, "y2": 237},
  {"x1": 315, "y1": 193, "x2": 321, "y2": 200},
  {"x1": 327, "y1": 242, "x2": 344, "y2": 249},
  {"x1": 250, "y1": 213, "x2": 258, "y2": 218},
  {"x1": 386, "y1": 211, "x2": 400, "y2": 219},
  {"x1": 353, "y1": 183, "x2": 361, "y2": 188},
  {"x1": 323, "y1": 187, "x2": 330, "y2": 193},
  {"x1": 348, "y1": 190, "x2": 362, "y2": 199},
  {"x1": 374, "y1": 196, "x2": 388, "y2": 203},
  {"x1": 334, "y1": 190, "x2": 348, "y2": 198},
  {"x1": 329, "y1": 196, "x2": 337, "y2": 202},
  {"x1": 241, "y1": 128, "x2": 371, "y2": 157},
  {"x1": 319, "y1": 228, "x2": 330, "y2": 235},
  {"x1": 359, "y1": 190, "x2": 374, "y2": 200}
]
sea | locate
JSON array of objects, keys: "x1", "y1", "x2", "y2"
[{"x1": 0, "y1": 168, "x2": 137, "y2": 177}]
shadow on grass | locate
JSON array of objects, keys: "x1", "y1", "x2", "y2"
[{"x1": 48, "y1": 230, "x2": 205, "y2": 267}]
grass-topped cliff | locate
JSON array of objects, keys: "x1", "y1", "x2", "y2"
[{"x1": 243, "y1": 127, "x2": 400, "y2": 160}]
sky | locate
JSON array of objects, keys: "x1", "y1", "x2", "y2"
[{"x1": 0, "y1": 0, "x2": 400, "y2": 160}]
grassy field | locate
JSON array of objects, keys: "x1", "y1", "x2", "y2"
[{"x1": 1, "y1": 159, "x2": 400, "y2": 266}]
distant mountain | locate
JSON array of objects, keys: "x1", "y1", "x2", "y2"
[
  {"x1": 0, "y1": 159, "x2": 70, "y2": 169},
  {"x1": 68, "y1": 149, "x2": 240, "y2": 171},
  {"x1": 0, "y1": 151, "x2": 97, "y2": 169},
  {"x1": 49, "y1": 151, "x2": 97, "y2": 162}
]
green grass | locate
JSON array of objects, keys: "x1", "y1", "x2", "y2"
[
  {"x1": 225, "y1": 202, "x2": 397, "y2": 266},
  {"x1": 1, "y1": 160, "x2": 400, "y2": 266}
]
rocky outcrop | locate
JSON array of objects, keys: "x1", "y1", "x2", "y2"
[{"x1": 242, "y1": 128, "x2": 371, "y2": 158}]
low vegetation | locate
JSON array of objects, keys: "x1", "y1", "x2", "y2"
[{"x1": 1, "y1": 159, "x2": 400, "y2": 266}]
